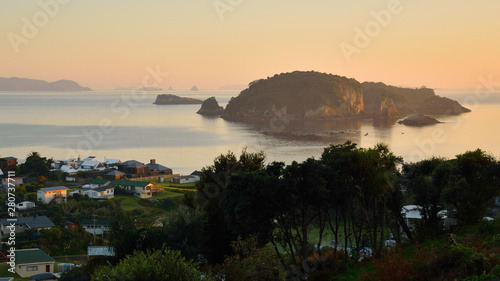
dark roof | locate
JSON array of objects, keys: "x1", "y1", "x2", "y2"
[
  {"x1": 89, "y1": 178, "x2": 110, "y2": 185},
  {"x1": 191, "y1": 170, "x2": 203, "y2": 176},
  {"x1": 29, "y1": 273, "x2": 57, "y2": 280},
  {"x1": 146, "y1": 163, "x2": 171, "y2": 171},
  {"x1": 105, "y1": 170, "x2": 126, "y2": 176},
  {"x1": 0, "y1": 157, "x2": 17, "y2": 160},
  {"x1": 81, "y1": 218, "x2": 111, "y2": 226},
  {"x1": 119, "y1": 160, "x2": 145, "y2": 167},
  {"x1": 15, "y1": 249, "x2": 55, "y2": 264},
  {"x1": 111, "y1": 180, "x2": 151, "y2": 187},
  {"x1": 1, "y1": 216, "x2": 54, "y2": 228},
  {"x1": 93, "y1": 185, "x2": 114, "y2": 192},
  {"x1": 0, "y1": 277, "x2": 13, "y2": 281}
]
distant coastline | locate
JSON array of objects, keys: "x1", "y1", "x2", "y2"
[{"x1": 0, "y1": 77, "x2": 91, "y2": 91}]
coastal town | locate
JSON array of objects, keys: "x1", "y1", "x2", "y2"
[{"x1": 0, "y1": 153, "x2": 203, "y2": 280}]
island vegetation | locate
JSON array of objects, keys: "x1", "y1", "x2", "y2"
[{"x1": 222, "y1": 71, "x2": 470, "y2": 122}]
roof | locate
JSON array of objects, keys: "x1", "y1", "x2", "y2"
[
  {"x1": 111, "y1": 180, "x2": 151, "y2": 187},
  {"x1": 146, "y1": 163, "x2": 171, "y2": 171},
  {"x1": 60, "y1": 165, "x2": 77, "y2": 173},
  {"x1": 89, "y1": 178, "x2": 109, "y2": 185},
  {"x1": 14, "y1": 197, "x2": 34, "y2": 204},
  {"x1": 0, "y1": 157, "x2": 17, "y2": 160},
  {"x1": 0, "y1": 278, "x2": 13, "y2": 281},
  {"x1": 81, "y1": 218, "x2": 111, "y2": 226},
  {"x1": 402, "y1": 205, "x2": 422, "y2": 219},
  {"x1": 103, "y1": 158, "x2": 121, "y2": 164},
  {"x1": 81, "y1": 156, "x2": 96, "y2": 162},
  {"x1": 15, "y1": 248, "x2": 55, "y2": 264},
  {"x1": 39, "y1": 186, "x2": 69, "y2": 192},
  {"x1": 191, "y1": 170, "x2": 203, "y2": 176},
  {"x1": 105, "y1": 170, "x2": 126, "y2": 176},
  {"x1": 88, "y1": 246, "x2": 115, "y2": 257},
  {"x1": 1, "y1": 216, "x2": 55, "y2": 228},
  {"x1": 119, "y1": 160, "x2": 145, "y2": 167},
  {"x1": 81, "y1": 160, "x2": 101, "y2": 167},
  {"x1": 124, "y1": 163, "x2": 147, "y2": 168},
  {"x1": 93, "y1": 185, "x2": 114, "y2": 192},
  {"x1": 0, "y1": 169, "x2": 3, "y2": 176}
]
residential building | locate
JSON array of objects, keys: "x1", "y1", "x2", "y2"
[
  {"x1": 0, "y1": 176, "x2": 24, "y2": 193},
  {"x1": 78, "y1": 186, "x2": 114, "y2": 200},
  {"x1": 103, "y1": 158, "x2": 121, "y2": 167},
  {"x1": 0, "y1": 156, "x2": 17, "y2": 171},
  {"x1": 146, "y1": 159, "x2": 173, "y2": 175},
  {"x1": 37, "y1": 186, "x2": 69, "y2": 204},
  {"x1": 14, "y1": 249, "x2": 55, "y2": 278},
  {"x1": 88, "y1": 178, "x2": 111, "y2": 188},
  {"x1": 88, "y1": 246, "x2": 115, "y2": 259},
  {"x1": 1, "y1": 215, "x2": 54, "y2": 237},
  {"x1": 15, "y1": 198, "x2": 36, "y2": 211},
  {"x1": 81, "y1": 218, "x2": 111, "y2": 236},
  {"x1": 172, "y1": 175, "x2": 197, "y2": 184},
  {"x1": 117, "y1": 160, "x2": 149, "y2": 178},
  {"x1": 103, "y1": 170, "x2": 126, "y2": 180},
  {"x1": 78, "y1": 160, "x2": 105, "y2": 171},
  {"x1": 190, "y1": 170, "x2": 203, "y2": 181},
  {"x1": 111, "y1": 180, "x2": 161, "y2": 198}
]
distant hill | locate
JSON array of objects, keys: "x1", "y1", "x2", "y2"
[
  {"x1": 191, "y1": 85, "x2": 199, "y2": 91},
  {"x1": 153, "y1": 94, "x2": 203, "y2": 105},
  {"x1": 222, "y1": 71, "x2": 470, "y2": 121},
  {"x1": 0, "y1": 77, "x2": 91, "y2": 91}
]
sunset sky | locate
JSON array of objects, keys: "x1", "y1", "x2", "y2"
[{"x1": 1, "y1": 0, "x2": 499, "y2": 90}]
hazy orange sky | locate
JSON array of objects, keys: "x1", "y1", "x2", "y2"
[{"x1": 1, "y1": 0, "x2": 499, "y2": 90}]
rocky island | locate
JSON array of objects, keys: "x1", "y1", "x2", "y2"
[
  {"x1": 398, "y1": 114, "x2": 441, "y2": 126},
  {"x1": 153, "y1": 94, "x2": 203, "y2": 105},
  {"x1": 197, "y1": 97, "x2": 224, "y2": 116},
  {"x1": 221, "y1": 71, "x2": 470, "y2": 122},
  {"x1": 191, "y1": 85, "x2": 199, "y2": 91},
  {"x1": 0, "y1": 77, "x2": 91, "y2": 91}
]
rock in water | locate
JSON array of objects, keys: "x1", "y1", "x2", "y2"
[
  {"x1": 197, "y1": 97, "x2": 224, "y2": 116},
  {"x1": 397, "y1": 114, "x2": 441, "y2": 126},
  {"x1": 191, "y1": 85, "x2": 199, "y2": 91}
]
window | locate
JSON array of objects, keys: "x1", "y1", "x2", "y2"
[{"x1": 27, "y1": 266, "x2": 38, "y2": 271}]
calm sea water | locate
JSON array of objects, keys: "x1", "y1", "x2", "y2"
[{"x1": 0, "y1": 90, "x2": 499, "y2": 175}]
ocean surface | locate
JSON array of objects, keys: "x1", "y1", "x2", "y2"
[{"x1": 0, "y1": 89, "x2": 499, "y2": 175}]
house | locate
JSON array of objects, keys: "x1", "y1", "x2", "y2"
[
  {"x1": 1, "y1": 176, "x2": 24, "y2": 193},
  {"x1": 0, "y1": 277, "x2": 13, "y2": 281},
  {"x1": 63, "y1": 221, "x2": 78, "y2": 230},
  {"x1": 111, "y1": 180, "x2": 161, "y2": 198},
  {"x1": 190, "y1": 170, "x2": 203, "y2": 181},
  {"x1": 81, "y1": 218, "x2": 111, "y2": 236},
  {"x1": 60, "y1": 165, "x2": 77, "y2": 175},
  {"x1": 88, "y1": 178, "x2": 111, "y2": 188},
  {"x1": 88, "y1": 246, "x2": 115, "y2": 259},
  {"x1": 103, "y1": 170, "x2": 126, "y2": 180},
  {"x1": 37, "y1": 186, "x2": 69, "y2": 204},
  {"x1": 54, "y1": 158, "x2": 78, "y2": 169},
  {"x1": 402, "y1": 205, "x2": 422, "y2": 232},
  {"x1": 1, "y1": 215, "x2": 54, "y2": 237},
  {"x1": 15, "y1": 198, "x2": 36, "y2": 211},
  {"x1": 117, "y1": 160, "x2": 149, "y2": 178},
  {"x1": 78, "y1": 160, "x2": 105, "y2": 171},
  {"x1": 0, "y1": 156, "x2": 17, "y2": 171},
  {"x1": 103, "y1": 158, "x2": 121, "y2": 167},
  {"x1": 146, "y1": 159, "x2": 172, "y2": 175},
  {"x1": 79, "y1": 186, "x2": 114, "y2": 200},
  {"x1": 14, "y1": 248, "x2": 55, "y2": 278},
  {"x1": 172, "y1": 175, "x2": 197, "y2": 184}
]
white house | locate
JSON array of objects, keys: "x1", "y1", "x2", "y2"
[
  {"x1": 60, "y1": 165, "x2": 77, "y2": 175},
  {"x1": 401, "y1": 205, "x2": 422, "y2": 232},
  {"x1": 78, "y1": 160, "x2": 105, "y2": 171},
  {"x1": 37, "y1": 186, "x2": 69, "y2": 204},
  {"x1": 16, "y1": 199, "x2": 36, "y2": 211},
  {"x1": 78, "y1": 186, "x2": 114, "y2": 200},
  {"x1": 88, "y1": 246, "x2": 115, "y2": 258},
  {"x1": 190, "y1": 171, "x2": 203, "y2": 181},
  {"x1": 172, "y1": 175, "x2": 197, "y2": 184},
  {"x1": 103, "y1": 158, "x2": 121, "y2": 167},
  {"x1": 88, "y1": 178, "x2": 111, "y2": 188}
]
